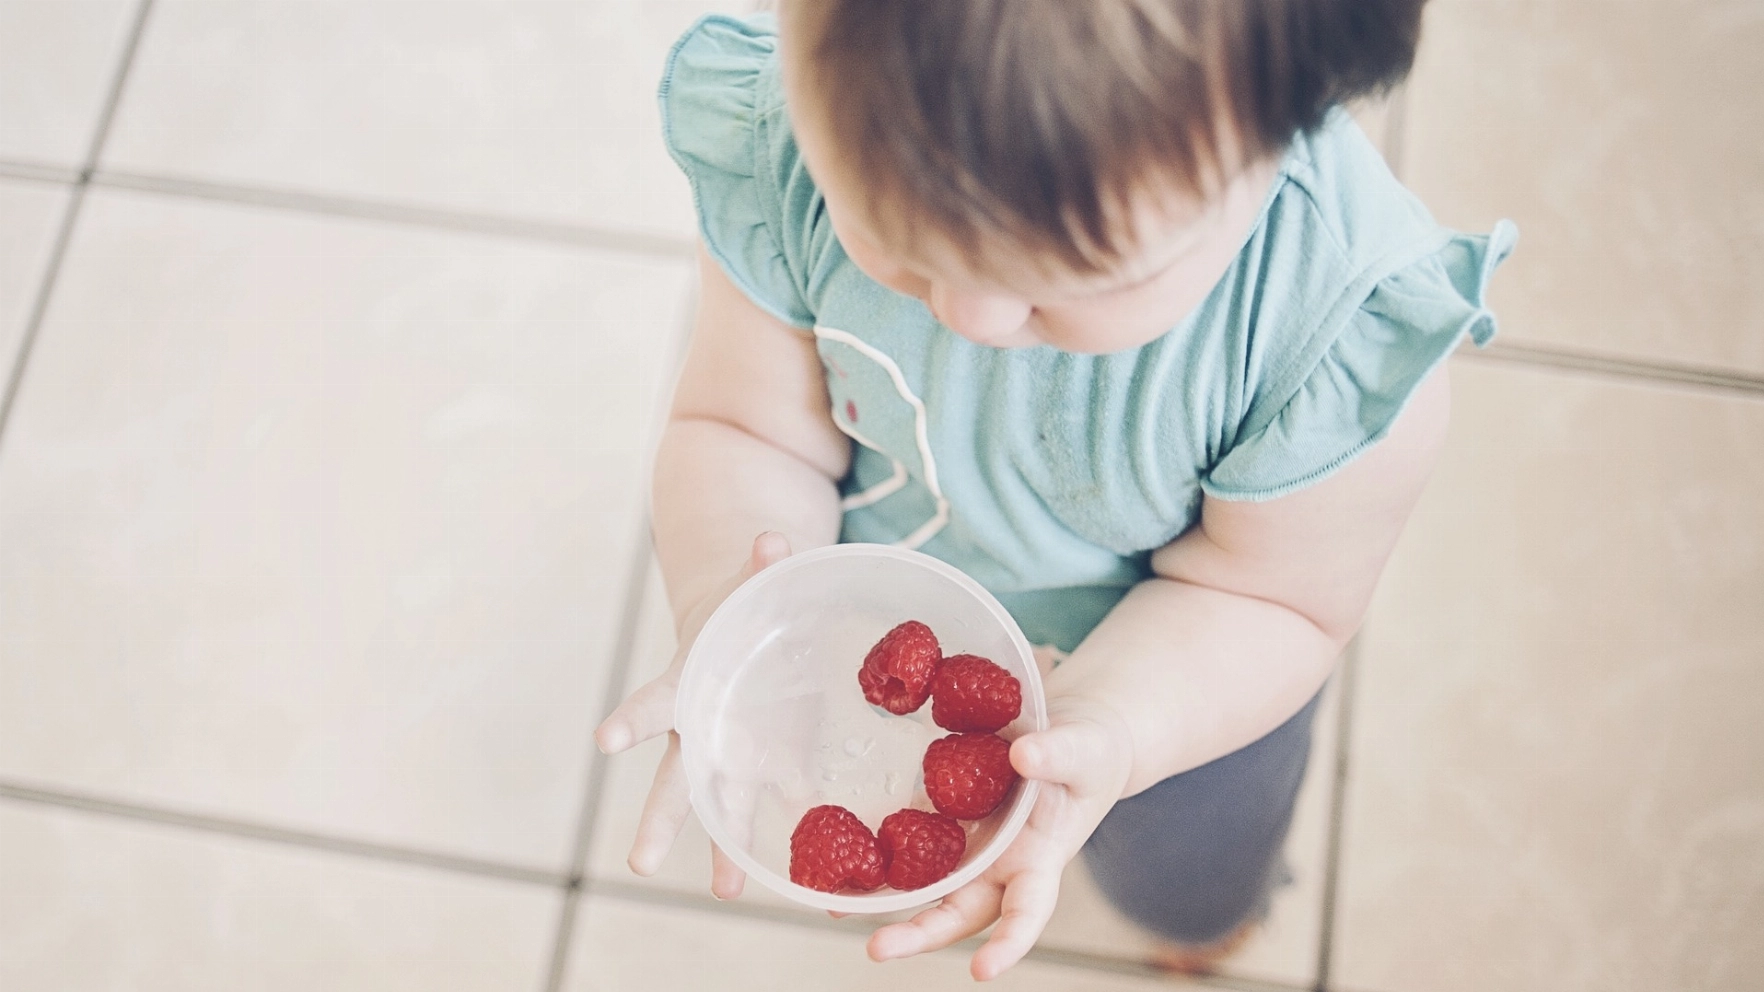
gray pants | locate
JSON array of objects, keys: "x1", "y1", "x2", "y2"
[{"x1": 1081, "y1": 688, "x2": 1324, "y2": 944}]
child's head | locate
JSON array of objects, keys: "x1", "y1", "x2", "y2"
[{"x1": 779, "y1": 0, "x2": 1425, "y2": 353}]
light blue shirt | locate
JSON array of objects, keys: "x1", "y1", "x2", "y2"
[{"x1": 661, "y1": 14, "x2": 1516, "y2": 652}]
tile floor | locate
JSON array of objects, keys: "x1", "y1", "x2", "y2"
[{"x1": 1, "y1": 2, "x2": 1759, "y2": 991}]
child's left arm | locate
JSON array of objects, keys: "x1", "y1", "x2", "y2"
[{"x1": 867, "y1": 368, "x2": 1454, "y2": 979}]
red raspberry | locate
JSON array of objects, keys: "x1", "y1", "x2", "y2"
[
  {"x1": 789, "y1": 805, "x2": 887, "y2": 894},
  {"x1": 922, "y1": 732, "x2": 1020, "y2": 820},
  {"x1": 930, "y1": 654, "x2": 1022, "y2": 733},
  {"x1": 877, "y1": 808, "x2": 966, "y2": 891},
  {"x1": 858, "y1": 620, "x2": 942, "y2": 715}
]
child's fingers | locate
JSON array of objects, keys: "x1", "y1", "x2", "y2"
[
  {"x1": 596, "y1": 532, "x2": 791, "y2": 755},
  {"x1": 709, "y1": 841, "x2": 746, "y2": 900},
  {"x1": 627, "y1": 732, "x2": 691, "y2": 876},
  {"x1": 867, "y1": 882, "x2": 1003, "y2": 961},
  {"x1": 970, "y1": 869, "x2": 1062, "y2": 981},
  {"x1": 1009, "y1": 721, "x2": 1104, "y2": 784},
  {"x1": 594, "y1": 672, "x2": 679, "y2": 754},
  {"x1": 706, "y1": 767, "x2": 755, "y2": 901},
  {"x1": 746, "y1": 531, "x2": 793, "y2": 572},
  {"x1": 1009, "y1": 717, "x2": 1125, "y2": 794}
]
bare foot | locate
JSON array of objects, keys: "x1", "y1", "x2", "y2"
[{"x1": 1147, "y1": 920, "x2": 1256, "y2": 975}]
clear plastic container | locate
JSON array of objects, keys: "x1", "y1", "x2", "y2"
[{"x1": 675, "y1": 543, "x2": 1047, "y2": 914}]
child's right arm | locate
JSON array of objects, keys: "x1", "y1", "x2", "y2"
[{"x1": 593, "y1": 244, "x2": 850, "y2": 897}]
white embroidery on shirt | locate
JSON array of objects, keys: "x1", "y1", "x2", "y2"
[
  {"x1": 838, "y1": 446, "x2": 908, "y2": 510},
  {"x1": 813, "y1": 325, "x2": 950, "y2": 550}
]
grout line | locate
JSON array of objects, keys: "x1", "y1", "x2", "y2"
[
  {"x1": 539, "y1": 526, "x2": 657, "y2": 992},
  {"x1": 80, "y1": 0, "x2": 156, "y2": 179},
  {"x1": 589, "y1": 879, "x2": 1312, "y2": 992},
  {"x1": 0, "y1": 184, "x2": 86, "y2": 448},
  {"x1": 1383, "y1": 75, "x2": 1763, "y2": 403},
  {"x1": 1312, "y1": 639, "x2": 1361, "y2": 991},
  {"x1": 1459, "y1": 340, "x2": 1764, "y2": 399},
  {"x1": 0, "y1": 160, "x2": 83, "y2": 186},
  {"x1": 595, "y1": 878, "x2": 883, "y2": 941},
  {"x1": 540, "y1": 277, "x2": 699, "y2": 992},
  {"x1": 563, "y1": 537, "x2": 658, "y2": 881},
  {"x1": 0, "y1": 780, "x2": 568, "y2": 888},
  {"x1": 0, "y1": 0, "x2": 153, "y2": 450},
  {"x1": 541, "y1": 884, "x2": 586, "y2": 992},
  {"x1": 48, "y1": 158, "x2": 1764, "y2": 409},
  {"x1": 88, "y1": 169, "x2": 695, "y2": 259}
]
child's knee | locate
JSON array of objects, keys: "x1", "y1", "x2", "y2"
[
  {"x1": 1081, "y1": 830, "x2": 1279, "y2": 945},
  {"x1": 1077, "y1": 689, "x2": 1324, "y2": 942}
]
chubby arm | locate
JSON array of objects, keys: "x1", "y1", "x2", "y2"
[
  {"x1": 595, "y1": 245, "x2": 848, "y2": 894},
  {"x1": 1058, "y1": 365, "x2": 1452, "y2": 794},
  {"x1": 652, "y1": 245, "x2": 850, "y2": 617},
  {"x1": 873, "y1": 367, "x2": 1452, "y2": 978}
]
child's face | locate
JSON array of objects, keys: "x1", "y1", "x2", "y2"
[{"x1": 788, "y1": 84, "x2": 1277, "y2": 355}]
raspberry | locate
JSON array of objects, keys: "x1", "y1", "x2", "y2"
[
  {"x1": 789, "y1": 805, "x2": 887, "y2": 894},
  {"x1": 858, "y1": 620, "x2": 942, "y2": 715},
  {"x1": 930, "y1": 654, "x2": 1022, "y2": 733},
  {"x1": 878, "y1": 809, "x2": 966, "y2": 891},
  {"x1": 922, "y1": 732, "x2": 1020, "y2": 820}
]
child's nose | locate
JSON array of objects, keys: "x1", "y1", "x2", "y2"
[{"x1": 928, "y1": 284, "x2": 1034, "y2": 346}]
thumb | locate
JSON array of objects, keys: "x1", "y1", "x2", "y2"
[
  {"x1": 745, "y1": 531, "x2": 792, "y2": 575},
  {"x1": 1009, "y1": 716, "x2": 1129, "y2": 792}
]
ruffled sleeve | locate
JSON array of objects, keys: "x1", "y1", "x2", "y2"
[
  {"x1": 659, "y1": 15, "x2": 815, "y2": 328},
  {"x1": 1202, "y1": 220, "x2": 1518, "y2": 501}
]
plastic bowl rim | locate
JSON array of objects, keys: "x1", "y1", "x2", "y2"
[{"x1": 674, "y1": 542, "x2": 1048, "y2": 913}]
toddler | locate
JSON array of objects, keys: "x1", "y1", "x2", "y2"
[{"x1": 596, "y1": 0, "x2": 1514, "y2": 978}]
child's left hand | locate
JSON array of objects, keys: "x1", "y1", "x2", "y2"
[{"x1": 864, "y1": 693, "x2": 1134, "y2": 980}]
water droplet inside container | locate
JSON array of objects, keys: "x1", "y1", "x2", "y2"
[
  {"x1": 884, "y1": 771, "x2": 902, "y2": 795},
  {"x1": 842, "y1": 737, "x2": 874, "y2": 758},
  {"x1": 822, "y1": 769, "x2": 840, "y2": 783}
]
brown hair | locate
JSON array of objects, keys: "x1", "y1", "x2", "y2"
[{"x1": 782, "y1": 0, "x2": 1426, "y2": 273}]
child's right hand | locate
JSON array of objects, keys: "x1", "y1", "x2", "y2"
[{"x1": 592, "y1": 531, "x2": 794, "y2": 899}]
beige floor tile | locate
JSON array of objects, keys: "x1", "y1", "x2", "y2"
[
  {"x1": 102, "y1": 0, "x2": 737, "y2": 238},
  {"x1": 591, "y1": 561, "x2": 1335, "y2": 982},
  {"x1": 0, "y1": 177, "x2": 69, "y2": 366},
  {"x1": 0, "y1": 801, "x2": 559, "y2": 991},
  {"x1": 0, "y1": 0, "x2": 137, "y2": 169},
  {"x1": 0, "y1": 188, "x2": 690, "y2": 869},
  {"x1": 1399, "y1": 0, "x2": 1764, "y2": 376},
  {"x1": 1335, "y1": 360, "x2": 1764, "y2": 992},
  {"x1": 565, "y1": 895, "x2": 1204, "y2": 992}
]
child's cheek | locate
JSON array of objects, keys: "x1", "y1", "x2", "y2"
[
  {"x1": 840, "y1": 234, "x2": 930, "y2": 303},
  {"x1": 867, "y1": 263, "x2": 929, "y2": 303}
]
